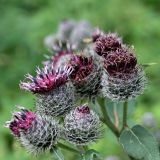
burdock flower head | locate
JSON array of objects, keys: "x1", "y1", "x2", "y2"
[
  {"x1": 68, "y1": 54, "x2": 102, "y2": 99},
  {"x1": 94, "y1": 33, "x2": 122, "y2": 57},
  {"x1": 6, "y1": 108, "x2": 59, "y2": 154},
  {"x1": 102, "y1": 47, "x2": 147, "y2": 101},
  {"x1": 20, "y1": 66, "x2": 76, "y2": 117},
  {"x1": 64, "y1": 105, "x2": 102, "y2": 145}
]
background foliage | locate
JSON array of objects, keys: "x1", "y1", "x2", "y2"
[{"x1": 0, "y1": 0, "x2": 160, "y2": 159}]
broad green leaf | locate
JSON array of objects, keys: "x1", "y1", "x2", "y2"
[
  {"x1": 119, "y1": 125, "x2": 160, "y2": 160},
  {"x1": 83, "y1": 149, "x2": 102, "y2": 160},
  {"x1": 51, "y1": 147, "x2": 64, "y2": 160}
]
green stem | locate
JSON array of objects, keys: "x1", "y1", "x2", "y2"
[
  {"x1": 77, "y1": 145, "x2": 88, "y2": 155},
  {"x1": 83, "y1": 145, "x2": 88, "y2": 151},
  {"x1": 57, "y1": 142, "x2": 79, "y2": 154},
  {"x1": 113, "y1": 102, "x2": 119, "y2": 128},
  {"x1": 122, "y1": 101, "x2": 128, "y2": 131},
  {"x1": 98, "y1": 98, "x2": 120, "y2": 137}
]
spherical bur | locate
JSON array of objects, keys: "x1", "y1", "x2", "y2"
[
  {"x1": 6, "y1": 108, "x2": 60, "y2": 155},
  {"x1": 64, "y1": 105, "x2": 102, "y2": 145},
  {"x1": 36, "y1": 82, "x2": 76, "y2": 117},
  {"x1": 102, "y1": 66, "x2": 147, "y2": 101},
  {"x1": 69, "y1": 55, "x2": 102, "y2": 99},
  {"x1": 94, "y1": 33, "x2": 122, "y2": 56},
  {"x1": 20, "y1": 65, "x2": 68, "y2": 94}
]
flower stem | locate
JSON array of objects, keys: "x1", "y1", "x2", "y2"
[
  {"x1": 113, "y1": 102, "x2": 119, "y2": 128},
  {"x1": 77, "y1": 145, "x2": 88, "y2": 154},
  {"x1": 98, "y1": 98, "x2": 120, "y2": 137},
  {"x1": 122, "y1": 101, "x2": 128, "y2": 131},
  {"x1": 57, "y1": 142, "x2": 79, "y2": 154}
]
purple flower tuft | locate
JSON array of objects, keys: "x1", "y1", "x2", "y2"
[
  {"x1": 68, "y1": 54, "x2": 102, "y2": 99},
  {"x1": 104, "y1": 47, "x2": 137, "y2": 77},
  {"x1": 7, "y1": 109, "x2": 36, "y2": 137},
  {"x1": 77, "y1": 105, "x2": 90, "y2": 114},
  {"x1": 94, "y1": 33, "x2": 122, "y2": 56},
  {"x1": 69, "y1": 55, "x2": 94, "y2": 81},
  {"x1": 20, "y1": 65, "x2": 70, "y2": 94}
]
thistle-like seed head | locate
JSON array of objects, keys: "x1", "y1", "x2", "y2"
[
  {"x1": 20, "y1": 65, "x2": 69, "y2": 94},
  {"x1": 68, "y1": 54, "x2": 102, "y2": 99},
  {"x1": 94, "y1": 33, "x2": 122, "y2": 56},
  {"x1": 64, "y1": 105, "x2": 102, "y2": 145},
  {"x1": 6, "y1": 108, "x2": 60, "y2": 154},
  {"x1": 102, "y1": 48, "x2": 147, "y2": 101}
]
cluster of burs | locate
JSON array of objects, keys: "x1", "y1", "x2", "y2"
[{"x1": 6, "y1": 20, "x2": 147, "y2": 155}]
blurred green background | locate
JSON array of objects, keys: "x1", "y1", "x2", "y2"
[{"x1": 0, "y1": 0, "x2": 160, "y2": 159}]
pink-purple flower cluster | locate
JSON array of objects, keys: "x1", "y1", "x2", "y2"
[
  {"x1": 20, "y1": 66, "x2": 69, "y2": 94},
  {"x1": 93, "y1": 31, "x2": 147, "y2": 101},
  {"x1": 6, "y1": 20, "x2": 147, "y2": 155},
  {"x1": 7, "y1": 109, "x2": 36, "y2": 137}
]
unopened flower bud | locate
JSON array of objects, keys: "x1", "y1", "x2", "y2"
[{"x1": 64, "y1": 105, "x2": 102, "y2": 145}]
